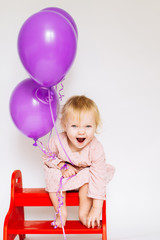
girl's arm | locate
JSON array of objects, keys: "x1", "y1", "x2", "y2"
[
  {"x1": 43, "y1": 136, "x2": 64, "y2": 168},
  {"x1": 43, "y1": 152, "x2": 64, "y2": 168}
]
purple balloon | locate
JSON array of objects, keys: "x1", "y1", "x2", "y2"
[
  {"x1": 41, "y1": 7, "x2": 78, "y2": 37},
  {"x1": 18, "y1": 11, "x2": 77, "y2": 87},
  {"x1": 10, "y1": 78, "x2": 59, "y2": 140}
]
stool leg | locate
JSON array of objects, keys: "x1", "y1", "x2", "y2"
[
  {"x1": 19, "y1": 234, "x2": 26, "y2": 240},
  {"x1": 3, "y1": 171, "x2": 25, "y2": 240},
  {"x1": 102, "y1": 200, "x2": 107, "y2": 240},
  {"x1": 102, "y1": 225, "x2": 107, "y2": 240},
  {"x1": 4, "y1": 234, "x2": 17, "y2": 240}
]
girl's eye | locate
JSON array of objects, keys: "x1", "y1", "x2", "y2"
[
  {"x1": 86, "y1": 125, "x2": 92, "y2": 128},
  {"x1": 71, "y1": 125, "x2": 77, "y2": 128}
]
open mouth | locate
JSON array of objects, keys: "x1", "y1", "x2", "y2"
[{"x1": 76, "y1": 138, "x2": 86, "y2": 143}]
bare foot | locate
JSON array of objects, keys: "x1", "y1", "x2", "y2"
[
  {"x1": 52, "y1": 212, "x2": 67, "y2": 228},
  {"x1": 78, "y1": 184, "x2": 93, "y2": 227},
  {"x1": 79, "y1": 211, "x2": 88, "y2": 227},
  {"x1": 86, "y1": 206, "x2": 102, "y2": 228},
  {"x1": 49, "y1": 191, "x2": 67, "y2": 229}
]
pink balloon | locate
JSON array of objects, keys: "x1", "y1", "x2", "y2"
[
  {"x1": 10, "y1": 78, "x2": 59, "y2": 140},
  {"x1": 41, "y1": 7, "x2": 78, "y2": 37},
  {"x1": 18, "y1": 11, "x2": 77, "y2": 87}
]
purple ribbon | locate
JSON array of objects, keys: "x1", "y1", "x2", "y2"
[
  {"x1": 54, "y1": 79, "x2": 65, "y2": 101},
  {"x1": 48, "y1": 89, "x2": 75, "y2": 166},
  {"x1": 51, "y1": 174, "x2": 76, "y2": 231},
  {"x1": 33, "y1": 87, "x2": 76, "y2": 240},
  {"x1": 60, "y1": 163, "x2": 68, "y2": 170}
]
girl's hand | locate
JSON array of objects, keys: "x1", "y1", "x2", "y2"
[
  {"x1": 61, "y1": 164, "x2": 78, "y2": 178},
  {"x1": 87, "y1": 206, "x2": 102, "y2": 228}
]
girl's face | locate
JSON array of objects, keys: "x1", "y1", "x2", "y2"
[{"x1": 63, "y1": 111, "x2": 97, "y2": 152}]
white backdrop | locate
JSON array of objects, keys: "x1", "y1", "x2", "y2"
[{"x1": 0, "y1": 0, "x2": 160, "y2": 239}]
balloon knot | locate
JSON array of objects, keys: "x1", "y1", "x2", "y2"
[{"x1": 33, "y1": 140, "x2": 38, "y2": 146}]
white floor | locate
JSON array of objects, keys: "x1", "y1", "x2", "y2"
[{"x1": 14, "y1": 233, "x2": 160, "y2": 240}]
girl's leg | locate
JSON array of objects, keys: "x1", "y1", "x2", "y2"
[
  {"x1": 49, "y1": 192, "x2": 67, "y2": 228},
  {"x1": 78, "y1": 183, "x2": 93, "y2": 226}
]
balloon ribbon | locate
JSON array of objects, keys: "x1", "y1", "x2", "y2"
[{"x1": 33, "y1": 88, "x2": 76, "y2": 240}]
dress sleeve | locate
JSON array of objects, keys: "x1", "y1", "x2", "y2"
[
  {"x1": 42, "y1": 136, "x2": 64, "y2": 169},
  {"x1": 88, "y1": 141, "x2": 115, "y2": 200}
]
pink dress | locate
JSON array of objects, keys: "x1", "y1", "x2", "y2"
[{"x1": 43, "y1": 132, "x2": 115, "y2": 200}]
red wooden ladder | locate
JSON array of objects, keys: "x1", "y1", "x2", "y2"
[{"x1": 3, "y1": 170, "x2": 107, "y2": 240}]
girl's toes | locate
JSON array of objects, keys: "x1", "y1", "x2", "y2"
[{"x1": 51, "y1": 221, "x2": 57, "y2": 229}]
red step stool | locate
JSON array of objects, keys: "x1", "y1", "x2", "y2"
[{"x1": 3, "y1": 170, "x2": 107, "y2": 240}]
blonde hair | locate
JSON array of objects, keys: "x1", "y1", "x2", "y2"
[{"x1": 61, "y1": 95, "x2": 101, "y2": 129}]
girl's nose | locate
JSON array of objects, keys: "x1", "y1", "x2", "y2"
[{"x1": 78, "y1": 127, "x2": 85, "y2": 134}]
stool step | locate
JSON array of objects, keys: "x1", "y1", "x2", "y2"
[
  {"x1": 15, "y1": 189, "x2": 79, "y2": 206},
  {"x1": 8, "y1": 220, "x2": 103, "y2": 234}
]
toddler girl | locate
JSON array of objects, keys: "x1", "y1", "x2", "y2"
[{"x1": 43, "y1": 95, "x2": 115, "y2": 228}]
